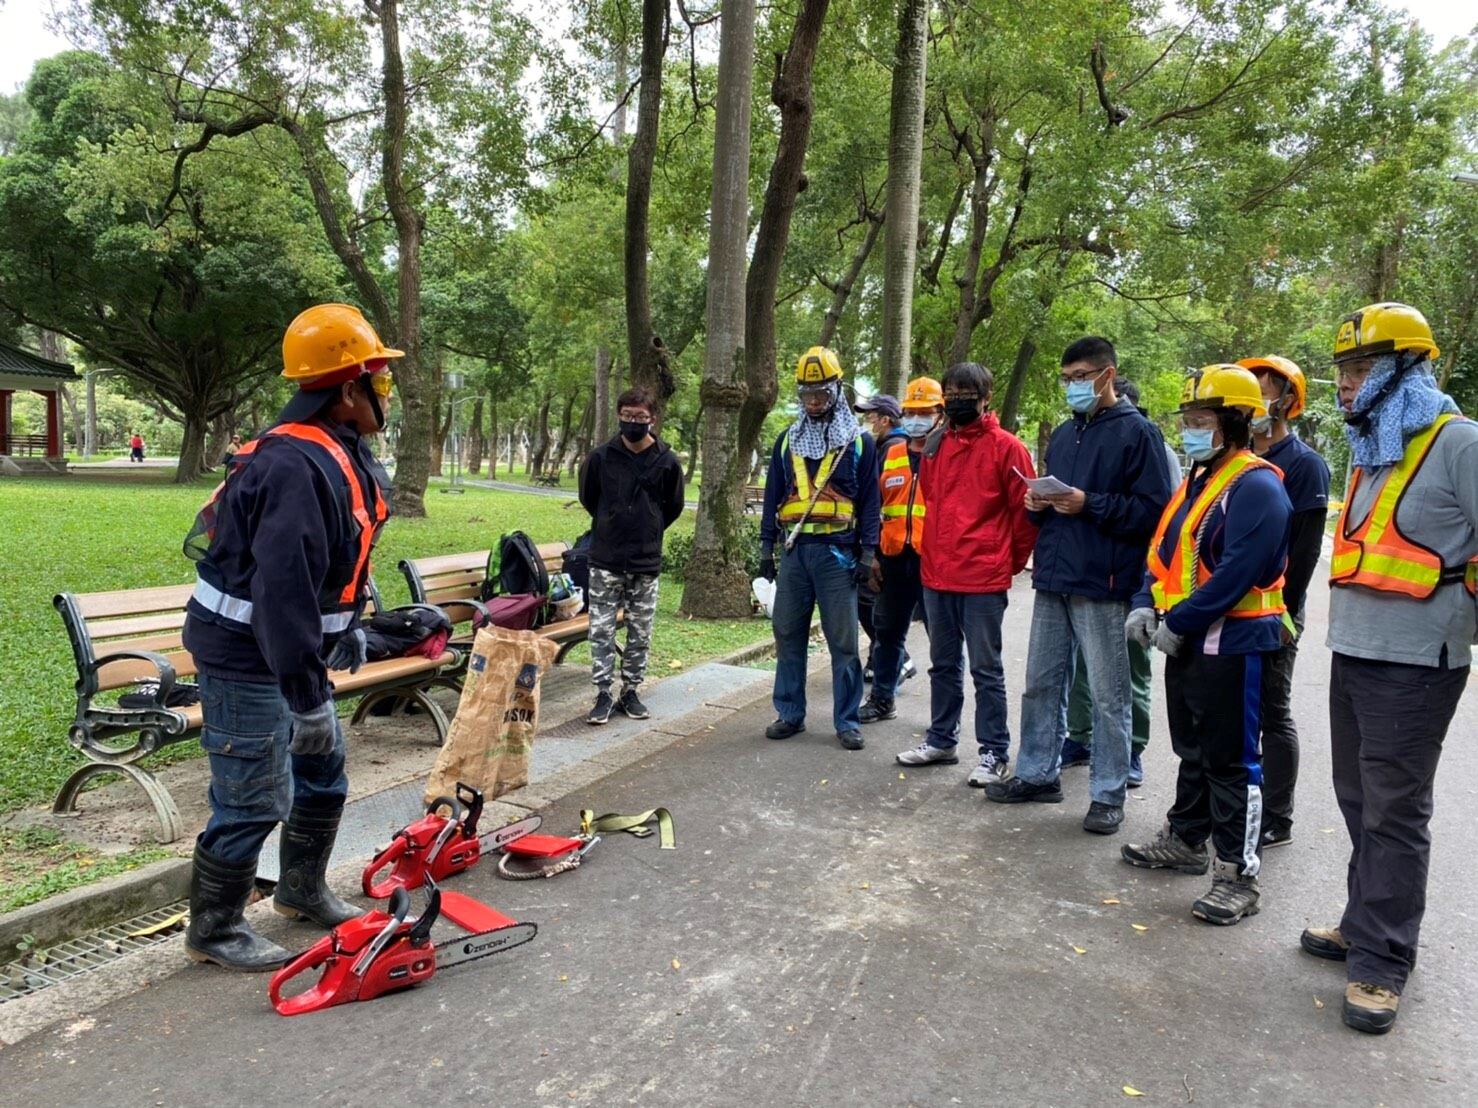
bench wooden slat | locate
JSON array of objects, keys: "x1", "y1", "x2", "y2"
[
  {"x1": 96, "y1": 630, "x2": 188, "y2": 655},
  {"x1": 407, "y1": 550, "x2": 491, "y2": 576},
  {"x1": 97, "y1": 652, "x2": 200, "y2": 690},
  {"x1": 73, "y1": 583, "x2": 195, "y2": 620},
  {"x1": 85, "y1": 611, "x2": 190, "y2": 640},
  {"x1": 426, "y1": 585, "x2": 482, "y2": 606},
  {"x1": 419, "y1": 568, "x2": 488, "y2": 591}
]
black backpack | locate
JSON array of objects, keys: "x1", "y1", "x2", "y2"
[
  {"x1": 483, "y1": 531, "x2": 549, "y2": 603},
  {"x1": 562, "y1": 530, "x2": 592, "y2": 611}
]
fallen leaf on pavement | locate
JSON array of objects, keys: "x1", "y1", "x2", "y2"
[
  {"x1": 1122, "y1": 1086, "x2": 1145, "y2": 1097},
  {"x1": 1102, "y1": 898, "x2": 1121, "y2": 906},
  {"x1": 1314, "y1": 996, "x2": 1325, "y2": 1009},
  {"x1": 1072, "y1": 946, "x2": 1087, "y2": 955},
  {"x1": 1131, "y1": 924, "x2": 1149, "y2": 932},
  {"x1": 671, "y1": 959, "x2": 681, "y2": 970}
]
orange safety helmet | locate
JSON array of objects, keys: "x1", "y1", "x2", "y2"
[
  {"x1": 283, "y1": 304, "x2": 404, "y2": 385},
  {"x1": 902, "y1": 376, "x2": 944, "y2": 411},
  {"x1": 1236, "y1": 355, "x2": 1306, "y2": 420}
]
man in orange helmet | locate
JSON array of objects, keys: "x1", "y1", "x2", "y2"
[
  {"x1": 1238, "y1": 355, "x2": 1329, "y2": 851},
  {"x1": 181, "y1": 303, "x2": 399, "y2": 970}
]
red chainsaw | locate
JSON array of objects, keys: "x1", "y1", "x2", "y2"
[
  {"x1": 361, "y1": 782, "x2": 541, "y2": 898},
  {"x1": 269, "y1": 882, "x2": 536, "y2": 1016}
]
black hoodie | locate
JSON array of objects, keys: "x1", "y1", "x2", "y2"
[{"x1": 578, "y1": 435, "x2": 686, "y2": 575}]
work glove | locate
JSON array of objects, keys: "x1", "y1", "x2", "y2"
[
  {"x1": 1125, "y1": 607, "x2": 1157, "y2": 648},
  {"x1": 289, "y1": 701, "x2": 339, "y2": 757},
  {"x1": 853, "y1": 549, "x2": 876, "y2": 590},
  {"x1": 759, "y1": 544, "x2": 777, "y2": 583},
  {"x1": 1152, "y1": 622, "x2": 1184, "y2": 657},
  {"x1": 325, "y1": 627, "x2": 367, "y2": 674}
]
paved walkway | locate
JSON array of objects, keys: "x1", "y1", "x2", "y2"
[{"x1": 4, "y1": 578, "x2": 1476, "y2": 1104}]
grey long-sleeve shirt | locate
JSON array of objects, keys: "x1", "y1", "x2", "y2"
[{"x1": 1328, "y1": 417, "x2": 1478, "y2": 668}]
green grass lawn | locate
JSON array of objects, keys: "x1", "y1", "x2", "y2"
[{"x1": 0, "y1": 472, "x2": 768, "y2": 815}]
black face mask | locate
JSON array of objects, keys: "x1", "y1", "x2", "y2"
[
  {"x1": 620, "y1": 420, "x2": 650, "y2": 443},
  {"x1": 945, "y1": 398, "x2": 982, "y2": 427}
]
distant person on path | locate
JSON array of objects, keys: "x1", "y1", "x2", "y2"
[
  {"x1": 759, "y1": 347, "x2": 880, "y2": 752},
  {"x1": 180, "y1": 303, "x2": 399, "y2": 970},
  {"x1": 986, "y1": 337, "x2": 1173, "y2": 835},
  {"x1": 221, "y1": 433, "x2": 243, "y2": 474},
  {"x1": 894, "y1": 362, "x2": 1036, "y2": 785},
  {"x1": 1238, "y1": 355, "x2": 1329, "y2": 851},
  {"x1": 858, "y1": 378, "x2": 939, "y2": 726},
  {"x1": 578, "y1": 386, "x2": 687, "y2": 726},
  {"x1": 129, "y1": 431, "x2": 144, "y2": 462},
  {"x1": 1310, "y1": 303, "x2": 1477, "y2": 1035},
  {"x1": 1120, "y1": 365, "x2": 1291, "y2": 927},
  {"x1": 853, "y1": 393, "x2": 914, "y2": 687}
]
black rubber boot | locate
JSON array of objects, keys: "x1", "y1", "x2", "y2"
[
  {"x1": 184, "y1": 844, "x2": 291, "y2": 972},
  {"x1": 272, "y1": 800, "x2": 361, "y2": 928}
]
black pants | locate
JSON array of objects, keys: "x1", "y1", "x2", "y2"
[
  {"x1": 870, "y1": 548, "x2": 923, "y2": 700},
  {"x1": 1330, "y1": 651, "x2": 1468, "y2": 993},
  {"x1": 1259, "y1": 639, "x2": 1299, "y2": 835},
  {"x1": 1164, "y1": 651, "x2": 1265, "y2": 876}
]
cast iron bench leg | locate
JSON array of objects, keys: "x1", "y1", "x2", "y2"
[{"x1": 53, "y1": 761, "x2": 185, "y2": 844}]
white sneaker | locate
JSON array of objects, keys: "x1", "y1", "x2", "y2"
[
  {"x1": 901, "y1": 657, "x2": 918, "y2": 680},
  {"x1": 896, "y1": 741, "x2": 960, "y2": 766},
  {"x1": 967, "y1": 752, "x2": 1010, "y2": 787}
]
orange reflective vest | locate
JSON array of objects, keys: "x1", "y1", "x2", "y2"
[
  {"x1": 1331, "y1": 413, "x2": 1478, "y2": 599},
  {"x1": 776, "y1": 432, "x2": 862, "y2": 535},
  {"x1": 1147, "y1": 450, "x2": 1288, "y2": 620},
  {"x1": 878, "y1": 440, "x2": 925, "y2": 556}
]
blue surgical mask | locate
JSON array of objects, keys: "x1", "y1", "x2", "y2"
[
  {"x1": 1065, "y1": 380, "x2": 1099, "y2": 413},
  {"x1": 1182, "y1": 428, "x2": 1220, "y2": 462},
  {"x1": 900, "y1": 415, "x2": 935, "y2": 439}
]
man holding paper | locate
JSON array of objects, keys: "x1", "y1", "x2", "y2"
[{"x1": 985, "y1": 337, "x2": 1173, "y2": 835}]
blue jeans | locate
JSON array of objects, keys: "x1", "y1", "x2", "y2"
[
  {"x1": 197, "y1": 673, "x2": 348, "y2": 866},
  {"x1": 1016, "y1": 592, "x2": 1133, "y2": 805},
  {"x1": 922, "y1": 588, "x2": 1009, "y2": 759},
  {"x1": 772, "y1": 541, "x2": 864, "y2": 734}
]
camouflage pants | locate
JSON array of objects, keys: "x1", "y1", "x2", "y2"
[{"x1": 589, "y1": 568, "x2": 659, "y2": 693}]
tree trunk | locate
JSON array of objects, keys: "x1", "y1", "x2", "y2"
[
  {"x1": 552, "y1": 391, "x2": 577, "y2": 471},
  {"x1": 205, "y1": 409, "x2": 232, "y2": 471},
  {"x1": 613, "y1": 35, "x2": 631, "y2": 141},
  {"x1": 681, "y1": 0, "x2": 758, "y2": 619},
  {"x1": 530, "y1": 394, "x2": 552, "y2": 475},
  {"x1": 594, "y1": 345, "x2": 613, "y2": 444},
  {"x1": 175, "y1": 406, "x2": 209, "y2": 485},
  {"x1": 880, "y1": 0, "x2": 929, "y2": 395},
  {"x1": 624, "y1": 0, "x2": 674, "y2": 405},
  {"x1": 951, "y1": 152, "x2": 994, "y2": 365},
  {"x1": 819, "y1": 208, "x2": 884, "y2": 346},
  {"x1": 999, "y1": 333, "x2": 1037, "y2": 434},
  {"x1": 734, "y1": 0, "x2": 833, "y2": 471},
  {"x1": 575, "y1": 392, "x2": 595, "y2": 470},
  {"x1": 1036, "y1": 419, "x2": 1051, "y2": 471},
  {"x1": 467, "y1": 396, "x2": 485, "y2": 475},
  {"x1": 378, "y1": 0, "x2": 431, "y2": 518},
  {"x1": 57, "y1": 383, "x2": 82, "y2": 455},
  {"x1": 430, "y1": 394, "x2": 453, "y2": 477}
]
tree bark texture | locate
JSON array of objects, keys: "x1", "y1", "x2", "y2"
[
  {"x1": 377, "y1": 0, "x2": 431, "y2": 517},
  {"x1": 624, "y1": 0, "x2": 675, "y2": 405},
  {"x1": 880, "y1": 0, "x2": 929, "y2": 395},
  {"x1": 819, "y1": 207, "x2": 884, "y2": 346},
  {"x1": 681, "y1": 0, "x2": 758, "y2": 619},
  {"x1": 468, "y1": 396, "x2": 485, "y2": 475},
  {"x1": 595, "y1": 345, "x2": 613, "y2": 444},
  {"x1": 530, "y1": 394, "x2": 552, "y2": 475}
]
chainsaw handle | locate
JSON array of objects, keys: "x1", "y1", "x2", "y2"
[
  {"x1": 362, "y1": 833, "x2": 412, "y2": 898},
  {"x1": 456, "y1": 782, "x2": 485, "y2": 838},
  {"x1": 269, "y1": 934, "x2": 341, "y2": 1017},
  {"x1": 426, "y1": 793, "x2": 463, "y2": 822}
]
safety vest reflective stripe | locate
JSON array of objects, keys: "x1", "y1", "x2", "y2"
[
  {"x1": 1148, "y1": 451, "x2": 1287, "y2": 618},
  {"x1": 1331, "y1": 414, "x2": 1478, "y2": 599},
  {"x1": 776, "y1": 433, "x2": 857, "y2": 530},
  {"x1": 881, "y1": 503, "x2": 927, "y2": 518},
  {"x1": 191, "y1": 578, "x2": 356, "y2": 633}
]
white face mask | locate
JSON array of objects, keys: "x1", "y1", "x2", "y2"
[{"x1": 900, "y1": 414, "x2": 936, "y2": 439}]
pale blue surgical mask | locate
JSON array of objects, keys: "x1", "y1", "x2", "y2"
[
  {"x1": 900, "y1": 414, "x2": 935, "y2": 439},
  {"x1": 1181, "y1": 427, "x2": 1220, "y2": 462},
  {"x1": 1065, "y1": 380, "x2": 1099, "y2": 413}
]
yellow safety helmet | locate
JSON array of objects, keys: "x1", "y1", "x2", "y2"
[
  {"x1": 1236, "y1": 355, "x2": 1306, "y2": 420},
  {"x1": 1332, "y1": 302, "x2": 1439, "y2": 365},
  {"x1": 795, "y1": 346, "x2": 844, "y2": 391},
  {"x1": 902, "y1": 376, "x2": 944, "y2": 411},
  {"x1": 1180, "y1": 364, "x2": 1267, "y2": 419},
  {"x1": 283, "y1": 303, "x2": 404, "y2": 383}
]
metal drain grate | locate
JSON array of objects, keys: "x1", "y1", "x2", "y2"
[{"x1": 0, "y1": 901, "x2": 188, "y2": 1003}]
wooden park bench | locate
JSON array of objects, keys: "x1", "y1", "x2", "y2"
[
  {"x1": 399, "y1": 541, "x2": 620, "y2": 667},
  {"x1": 52, "y1": 582, "x2": 455, "y2": 844},
  {"x1": 532, "y1": 471, "x2": 563, "y2": 488},
  {"x1": 743, "y1": 484, "x2": 766, "y2": 513}
]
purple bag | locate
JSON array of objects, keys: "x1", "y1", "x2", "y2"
[{"x1": 473, "y1": 593, "x2": 546, "y2": 632}]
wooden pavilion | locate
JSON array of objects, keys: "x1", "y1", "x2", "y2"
[{"x1": 0, "y1": 339, "x2": 77, "y2": 466}]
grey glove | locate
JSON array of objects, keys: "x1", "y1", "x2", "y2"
[
  {"x1": 326, "y1": 628, "x2": 367, "y2": 674},
  {"x1": 1125, "y1": 607, "x2": 1157, "y2": 648},
  {"x1": 289, "y1": 701, "x2": 338, "y2": 757},
  {"x1": 1152, "y1": 621, "x2": 1184, "y2": 657}
]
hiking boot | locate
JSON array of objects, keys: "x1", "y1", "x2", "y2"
[
  {"x1": 984, "y1": 775, "x2": 1063, "y2": 803},
  {"x1": 616, "y1": 688, "x2": 650, "y2": 720},
  {"x1": 1343, "y1": 982, "x2": 1399, "y2": 1034},
  {"x1": 1121, "y1": 822, "x2": 1209, "y2": 874},
  {"x1": 765, "y1": 718, "x2": 805, "y2": 741},
  {"x1": 967, "y1": 751, "x2": 1011, "y2": 787},
  {"x1": 838, "y1": 730, "x2": 865, "y2": 751},
  {"x1": 1192, "y1": 858, "x2": 1261, "y2": 925},
  {"x1": 1127, "y1": 749, "x2": 1144, "y2": 789},
  {"x1": 185, "y1": 845, "x2": 291, "y2": 972},
  {"x1": 896, "y1": 740, "x2": 959, "y2": 766},
  {"x1": 272, "y1": 800, "x2": 361, "y2": 928},
  {"x1": 859, "y1": 697, "x2": 896, "y2": 724},
  {"x1": 586, "y1": 691, "x2": 614, "y2": 725},
  {"x1": 1300, "y1": 926, "x2": 1350, "y2": 962},
  {"x1": 1261, "y1": 826, "x2": 1293, "y2": 849},
  {"x1": 1083, "y1": 801, "x2": 1124, "y2": 835},
  {"x1": 1060, "y1": 738, "x2": 1091, "y2": 768}
]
